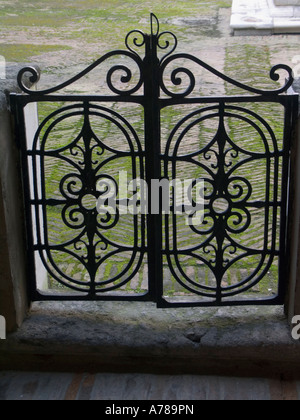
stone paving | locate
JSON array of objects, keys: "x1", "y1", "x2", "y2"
[{"x1": 1, "y1": 371, "x2": 300, "y2": 400}]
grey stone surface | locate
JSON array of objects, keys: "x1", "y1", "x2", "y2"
[
  {"x1": 2, "y1": 371, "x2": 300, "y2": 400},
  {"x1": 0, "y1": 64, "x2": 39, "y2": 331},
  {"x1": 275, "y1": 0, "x2": 300, "y2": 5},
  {"x1": 293, "y1": 78, "x2": 300, "y2": 99},
  {"x1": 1, "y1": 301, "x2": 300, "y2": 377}
]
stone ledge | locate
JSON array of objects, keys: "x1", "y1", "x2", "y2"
[
  {"x1": 231, "y1": 0, "x2": 300, "y2": 35},
  {"x1": 275, "y1": 1, "x2": 300, "y2": 6},
  {"x1": 1, "y1": 302, "x2": 300, "y2": 378}
]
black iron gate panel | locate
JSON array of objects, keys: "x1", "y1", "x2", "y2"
[
  {"x1": 159, "y1": 98, "x2": 296, "y2": 307},
  {"x1": 11, "y1": 15, "x2": 298, "y2": 307}
]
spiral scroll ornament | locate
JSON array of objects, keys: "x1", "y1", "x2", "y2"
[
  {"x1": 160, "y1": 54, "x2": 294, "y2": 98},
  {"x1": 17, "y1": 14, "x2": 294, "y2": 99}
]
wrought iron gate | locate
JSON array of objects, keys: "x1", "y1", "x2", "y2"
[{"x1": 11, "y1": 15, "x2": 298, "y2": 307}]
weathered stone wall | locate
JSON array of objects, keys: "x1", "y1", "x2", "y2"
[{"x1": 0, "y1": 65, "x2": 37, "y2": 331}]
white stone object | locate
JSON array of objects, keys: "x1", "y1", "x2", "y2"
[{"x1": 231, "y1": 0, "x2": 300, "y2": 34}]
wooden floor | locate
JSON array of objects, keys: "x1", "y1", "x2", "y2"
[{"x1": 0, "y1": 372, "x2": 300, "y2": 400}]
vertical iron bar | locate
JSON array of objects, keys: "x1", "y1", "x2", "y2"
[
  {"x1": 143, "y1": 33, "x2": 163, "y2": 302},
  {"x1": 283, "y1": 96, "x2": 299, "y2": 306},
  {"x1": 286, "y1": 95, "x2": 300, "y2": 318}
]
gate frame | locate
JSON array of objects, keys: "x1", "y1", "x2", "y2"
[{"x1": 10, "y1": 14, "x2": 299, "y2": 309}]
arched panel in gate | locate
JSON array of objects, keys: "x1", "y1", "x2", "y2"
[{"x1": 161, "y1": 101, "x2": 287, "y2": 305}]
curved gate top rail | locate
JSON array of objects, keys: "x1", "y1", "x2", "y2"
[
  {"x1": 11, "y1": 14, "x2": 299, "y2": 307},
  {"x1": 17, "y1": 13, "x2": 294, "y2": 99}
]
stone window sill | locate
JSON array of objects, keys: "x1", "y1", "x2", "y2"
[{"x1": 1, "y1": 302, "x2": 300, "y2": 378}]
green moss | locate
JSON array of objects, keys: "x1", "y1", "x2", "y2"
[
  {"x1": 0, "y1": 44, "x2": 71, "y2": 62},
  {"x1": 0, "y1": 0, "x2": 232, "y2": 57}
]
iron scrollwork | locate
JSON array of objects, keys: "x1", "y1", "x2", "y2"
[
  {"x1": 160, "y1": 56, "x2": 294, "y2": 98},
  {"x1": 14, "y1": 14, "x2": 297, "y2": 305},
  {"x1": 17, "y1": 50, "x2": 144, "y2": 97},
  {"x1": 17, "y1": 13, "x2": 294, "y2": 98},
  {"x1": 163, "y1": 101, "x2": 287, "y2": 303},
  {"x1": 30, "y1": 102, "x2": 145, "y2": 295}
]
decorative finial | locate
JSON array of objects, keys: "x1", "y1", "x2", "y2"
[{"x1": 150, "y1": 13, "x2": 160, "y2": 37}]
